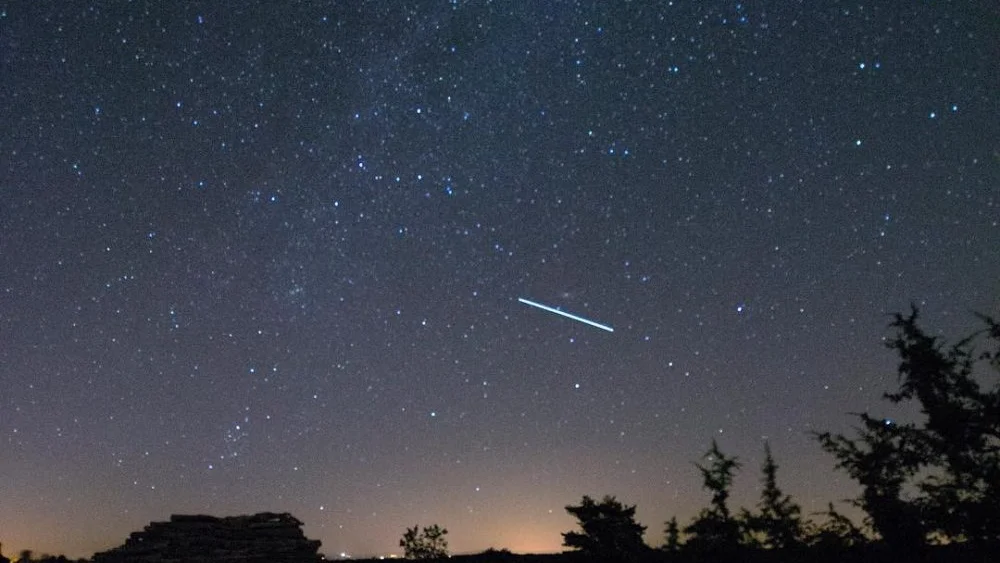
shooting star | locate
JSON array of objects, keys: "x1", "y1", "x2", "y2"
[{"x1": 518, "y1": 297, "x2": 614, "y2": 333}]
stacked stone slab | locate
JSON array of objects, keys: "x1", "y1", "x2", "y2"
[{"x1": 92, "y1": 512, "x2": 323, "y2": 563}]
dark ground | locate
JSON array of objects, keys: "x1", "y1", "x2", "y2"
[{"x1": 343, "y1": 543, "x2": 999, "y2": 563}]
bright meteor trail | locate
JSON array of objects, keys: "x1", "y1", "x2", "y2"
[{"x1": 518, "y1": 297, "x2": 615, "y2": 333}]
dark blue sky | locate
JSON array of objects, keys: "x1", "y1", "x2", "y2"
[{"x1": 1, "y1": 1, "x2": 997, "y2": 558}]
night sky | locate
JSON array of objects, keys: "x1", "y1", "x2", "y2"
[{"x1": 1, "y1": 1, "x2": 997, "y2": 559}]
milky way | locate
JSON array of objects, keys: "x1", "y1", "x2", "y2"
[{"x1": 1, "y1": 2, "x2": 997, "y2": 558}]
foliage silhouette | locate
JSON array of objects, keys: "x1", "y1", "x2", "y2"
[
  {"x1": 815, "y1": 307, "x2": 1000, "y2": 547},
  {"x1": 807, "y1": 502, "x2": 867, "y2": 549},
  {"x1": 884, "y1": 308, "x2": 1000, "y2": 542},
  {"x1": 562, "y1": 494, "x2": 648, "y2": 562},
  {"x1": 9, "y1": 550, "x2": 80, "y2": 563},
  {"x1": 815, "y1": 396, "x2": 930, "y2": 548},
  {"x1": 661, "y1": 516, "x2": 681, "y2": 552},
  {"x1": 400, "y1": 524, "x2": 449, "y2": 559},
  {"x1": 683, "y1": 440, "x2": 744, "y2": 552},
  {"x1": 742, "y1": 441, "x2": 805, "y2": 549}
]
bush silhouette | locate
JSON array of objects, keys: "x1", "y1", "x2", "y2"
[
  {"x1": 400, "y1": 524, "x2": 449, "y2": 559},
  {"x1": 807, "y1": 502, "x2": 867, "y2": 549},
  {"x1": 562, "y1": 494, "x2": 648, "y2": 562}
]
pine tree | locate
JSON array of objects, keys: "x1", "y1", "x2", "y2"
[
  {"x1": 884, "y1": 309, "x2": 1000, "y2": 542},
  {"x1": 815, "y1": 307, "x2": 1000, "y2": 546},
  {"x1": 747, "y1": 442, "x2": 805, "y2": 549},
  {"x1": 684, "y1": 440, "x2": 743, "y2": 551},
  {"x1": 662, "y1": 516, "x2": 681, "y2": 552},
  {"x1": 815, "y1": 412, "x2": 925, "y2": 549}
]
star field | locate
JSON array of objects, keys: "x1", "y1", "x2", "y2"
[{"x1": 1, "y1": 1, "x2": 997, "y2": 558}]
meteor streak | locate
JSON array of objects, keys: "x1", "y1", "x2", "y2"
[{"x1": 517, "y1": 297, "x2": 614, "y2": 333}]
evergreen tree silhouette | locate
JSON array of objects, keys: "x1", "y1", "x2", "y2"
[
  {"x1": 884, "y1": 308, "x2": 1000, "y2": 542},
  {"x1": 562, "y1": 495, "x2": 648, "y2": 562},
  {"x1": 815, "y1": 411, "x2": 926, "y2": 549},
  {"x1": 815, "y1": 307, "x2": 1000, "y2": 547},
  {"x1": 744, "y1": 441, "x2": 805, "y2": 549},
  {"x1": 684, "y1": 440, "x2": 743, "y2": 552},
  {"x1": 662, "y1": 516, "x2": 681, "y2": 552}
]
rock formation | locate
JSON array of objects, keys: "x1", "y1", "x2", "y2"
[{"x1": 91, "y1": 512, "x2": 323, "y2": 563}]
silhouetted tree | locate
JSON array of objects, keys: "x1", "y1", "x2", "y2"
[
  {"x1": 662, "y1": 516, "x2": 681, "y2": 552},
  {"x1": 399, "y1": 524, "x2": 449, "y2": 559},
  {"x1": 743, "y1": 441, "x2": 805, "y2": 549},
  {"x1": 883, "y1": 308, "x2": 1000, "y2": 542},
  {"x1": 684, "y1": 440, "x2": 743, "y2": 552},
  {"x1": 815, "y1": 307, "x2": 1000, "y2": 546},
  {"x1": 815, "y1": 412, "x2": 926, "y2": 549},
  {"x1": 563, "y1": 495, "x2": 648, "y2": 562},
  {"x1": 806, "y1": 502, "x2": 867, "y2": 549},
  {"x1": 17, "y1": 551, "x2": 32, "y2": 563}
]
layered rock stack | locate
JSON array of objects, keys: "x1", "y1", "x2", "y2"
[{"x1": 92, "y1": 512, "x2": 323, "y2": 563}]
